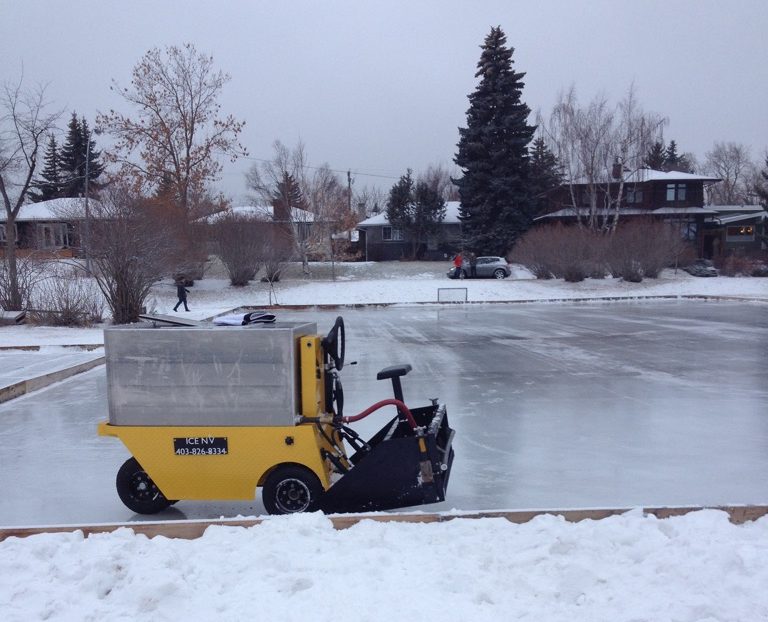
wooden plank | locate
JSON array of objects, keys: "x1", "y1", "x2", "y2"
[{"x1": 3, "y1": 505, "x2": 768, "y2": 542}]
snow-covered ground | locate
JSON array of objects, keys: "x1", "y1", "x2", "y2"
[
  {"x1": 2, "y1": 511, "x2": 767, "y2": 621},
  {"x1": 1, "y1": 262, "x2": 766, "y2": 621},
  {"x1": 1, "y1": 261, "x2": 765, "y2": 347}
]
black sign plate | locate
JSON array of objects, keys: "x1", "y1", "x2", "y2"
[{"x1": 173, "y1": 437, "x2": 228, "y2": 456}]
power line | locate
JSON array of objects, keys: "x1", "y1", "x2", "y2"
[{"x1": 217, "y1": 150, "x2": 401, "y2": 181}]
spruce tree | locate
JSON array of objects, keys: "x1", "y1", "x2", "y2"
[
  {"x1": 664, "y1": 140, "x2": 681, "y2": 171},
  {"x1": 528, "y1": 137, "x2": 561, "y2": 217},
  {"x1": 386, "y1": 170, "x2": 445, "y2": 258},
  {"x1": 644, "y1": 141, "x2": 666, "y2": 169},
  {"x1": 454, "y1": 26, "x2": 536, "y2": 256},
  {"x1": 59, "y1": 112, "x2": 103, "y2": 197},
  {"x1": 59, "y1": 113, "x2": 85, "y2": 196},
  {"x1": 411, "y1": 179, "x2": 446, "y2": 257},
  {"x1": 386, "y1": 169, "x2": 415, "y2": 233},
  {"x1": 29, "y1": 134, "x2": 64, "y2": 202},
  {"x1": 81, "y1": 118, "x2": 104, "y2": 189},
  {"x1": 272, "y1": 172, "x2": 306, "y2": 219}
]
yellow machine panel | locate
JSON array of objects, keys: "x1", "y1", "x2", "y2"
[{"x1": 98, "y1": 421, "x2": 336, "y2": 500}]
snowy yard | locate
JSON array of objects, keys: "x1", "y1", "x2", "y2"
[{"x1": 1, "y1": 262, "x2": 766, "y2": 621}]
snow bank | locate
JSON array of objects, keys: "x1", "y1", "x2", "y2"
[{"x1": 2, "y1": 511, "x2": 766, "y2": 621}]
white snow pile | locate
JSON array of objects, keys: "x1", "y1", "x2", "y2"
[{"x1": 2, "y1": 510, "x2": 767, "y2": 621}]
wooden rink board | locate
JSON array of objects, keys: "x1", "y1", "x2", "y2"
[{"x1": 3, "y1": 505, "x2": 768, "y2": 542}]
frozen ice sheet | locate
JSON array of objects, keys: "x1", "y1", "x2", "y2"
[{"x1": 1, "y1": 301, "x2": 767, "y2": 526}]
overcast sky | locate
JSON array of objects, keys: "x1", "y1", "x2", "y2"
[{"x1": 2, "y1": 0, "x2": 766, "y2": 201}]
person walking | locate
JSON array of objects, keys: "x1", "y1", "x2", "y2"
[
  {"x1": 173, "y1": 277, "x2": 190, "y2": 312},
  {"x1": 452, "y1": 251, "x2": 464, "y2": 279},
  {"x1": 469, "y1": 252, "x2": 478, "y2": 278}
]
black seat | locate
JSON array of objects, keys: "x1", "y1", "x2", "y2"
[
  {"x1": 377, "y1": 364, "x2": 412, "y2": 403},
  {"x1": 376, "y1": 364, "x2": 412, "y2": 381}
]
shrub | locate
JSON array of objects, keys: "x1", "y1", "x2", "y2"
[
  {"x1": 715, "y1": 253, "x2": 768, "y2": 277},
  {"x1": 510, "y1": 224, "x2": 607, "y2": 282},
  {"x1": 0, "y1": 254, "x2": 45, "y2": 311},
  {"x1": 605, "y1": 220, "x2": 693, "y2": 281},
  {"x1": 29, "y1": 266, "x2": 104, "y2": 326},
  {"x1": 513, "y1": 219, "x2": 695, "y2": 283}
]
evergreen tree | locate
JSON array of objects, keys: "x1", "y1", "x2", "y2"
[
  {"x1": 411, "y1": 179, "x2": 446, "y2": 257},
  {"x1": 644, "y1": 141, "x2": 666, "y2": 169},
  {"x1": 386, "y1": 169, "x2": 415, "y2": 232},
  {"x1": 528, "y1": 137, "x2": 561, "y2": 216},
  {"x1": 386, "y1": 169, "x2": 445, "y2": 258},
  {"x1": 454, "y1": 27, "x2": 536, "y2": 256},
  {"x1": 663, "y1": 140, "x2": 694, "y2": 173},
  {"x1": 272, "y1": 172, "x2": 306, "y2": 220},
  {"x1": 59, "y1": 112, "x2": 104, "y2": 197},
  {"x1": 29, "y1": 134, "x2": 64, "y2": 202},
  {"x1": 82, "y1": 118, "x2": 104, "y2": 188}
]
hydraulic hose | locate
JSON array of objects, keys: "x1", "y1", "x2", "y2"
[{"x1": 342, "y1": 399, "x2": 417, "y2": 430}]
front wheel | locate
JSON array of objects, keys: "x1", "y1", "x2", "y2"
[
  {"x1": 116, "y1": 457, "x2": 172, "y2": 514},
  {"x1": 493, "y1": 269, "x2": 507, "y2": 279},
  {"x1": 262, "y1": 465, "x2": 322, "y2": 515}
]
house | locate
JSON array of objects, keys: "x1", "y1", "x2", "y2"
[
  {"x1": 356, "y1": 201, "x2": 462, "y2": 261},
  {"x1": 0, "y1": 197, "x2": 98, "y2": 257},
  {"x1": 203, "y1": 204, "x2": 314, "y2": 239},
  {"x1": 537, "y1": 169, "x2": 767, "y2": 258},
  {"x1": 199, "y1": 203, "x2": 317, "y2": 260}
]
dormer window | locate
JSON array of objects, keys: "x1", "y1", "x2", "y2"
[{"x1": 666, "y1": 183, "x2": 687, "y2": 202}]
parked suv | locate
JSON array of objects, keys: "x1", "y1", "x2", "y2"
[{"x1": 447, "y1": 256, "x2": 511, "y2": 279}]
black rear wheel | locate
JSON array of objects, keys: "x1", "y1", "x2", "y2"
[
  {"x1": 262, "y1": 465, "x2": 322, "y2": 515},
  {"x1": 493, "y1": 268, "x2": 506, "y2": 279},
  {"x1": 116, "y1": 457, "x2": 172, "y2": 514}
]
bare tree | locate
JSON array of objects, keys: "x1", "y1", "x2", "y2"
[
  {"x1": 422, "y1": 163, "x2": 460, "y2": 202},
  {"x1": 307, "y1": 164, "x2": 357, "y2": 268},
  {"x1": 755, "y1": 154, "x2": 768, "y2": 208},
  {"x1": 0, "y1": 77, "x2": 60, "y2": 309},
  {"x1": 87, "y1": 185, "x2": 175, "y2": 324},
  {"x1": 99, "y1": 43, "x2": 246, "y2": 227},
  {"x1": 541, "y1": 84, "x2": 666, "y2": 231},
  {"x1": 704, "y1": 142, "x2": 755, "y2": 205},
  {"x1": 246, "y1": 140, "x2": 310, "y2": 270},
  {"x1": 354, "y1": 184, "x2": 386, "y2": 217}
]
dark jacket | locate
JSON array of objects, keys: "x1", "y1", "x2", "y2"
[{"x1": 176, "y1": 283, "x2": 189, "y2": 299}]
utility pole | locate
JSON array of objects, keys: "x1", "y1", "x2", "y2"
[
  {"x1": 83, "y1": 132, "x2": 92, "y2": 275},
  {"x1": 347, "y1": 170, "x2": 352, "y2": 214}
]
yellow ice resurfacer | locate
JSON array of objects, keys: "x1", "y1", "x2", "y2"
[{"x1": 98, "y1": 315, "x2": 455, "y2": 515}]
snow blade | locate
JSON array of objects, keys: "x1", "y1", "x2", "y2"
[{"x1": 320, "y1": 404, "x2": 455, "y2": 513}]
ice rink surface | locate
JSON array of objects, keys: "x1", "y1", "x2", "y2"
[{"x1": 1, "y1": 300, "x2": 766, "y2": 526}]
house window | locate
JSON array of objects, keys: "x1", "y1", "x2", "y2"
[
  {"x1": 726, "y1": 225, "x2": 754, "y2": 242},
  {"x1": 38, "y1": 223, "x2": 68, "y2": 249},
  {"x1": 382, "y1": 226, "x2": 403, "y2": 241},
  {"x1": 0, "y1": 223, "x2": 19, "y2": 245},
  {"x1": 626, "y1": 188, "x2": 643, "y2": 204},
  {"x1": 666, "y1": 183, "x2": 687, "y2": 202}
]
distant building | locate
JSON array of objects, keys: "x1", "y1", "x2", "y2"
[
  {"x1": 537, "y1": 169, "x2": 766, "y2": 258},
  {"x1": 0, "y1": 198, "x2": 99, "y2": 257},
  {"x1": 356, "y1": 201, "x2": 462, "y2": 261}
]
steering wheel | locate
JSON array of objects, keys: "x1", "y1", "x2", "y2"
[{"x1": 321, "y1": 316, "x2": 345, "y2": 371}]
